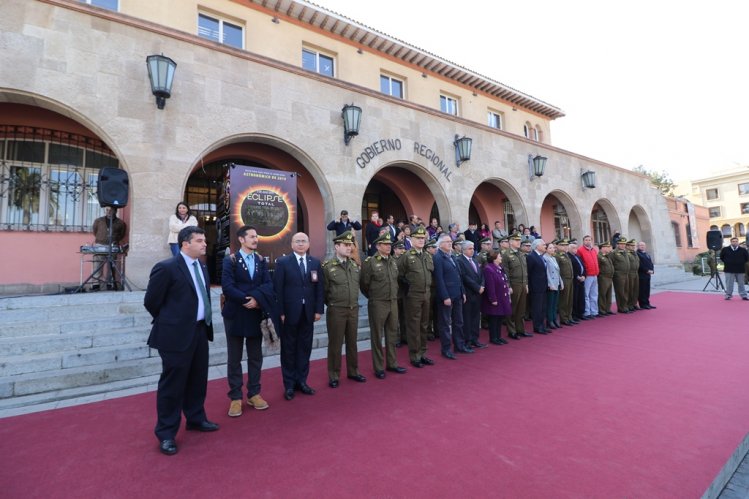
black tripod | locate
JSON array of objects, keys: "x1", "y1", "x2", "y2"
[
  {"x1": 702, "y1": 251, "x2": 724, "y2": 292},
  {"x1": 76, "y1": 211, "x2": 131, "y2": 292}
]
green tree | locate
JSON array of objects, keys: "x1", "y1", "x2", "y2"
[{"x1": 634, "y1": 165, "x2": 676, "y2": 196}]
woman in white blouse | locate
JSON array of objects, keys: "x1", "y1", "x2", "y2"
[
  {"x1": 543, "y1": 242, "x2": 563, "y2": 329},
  {"x1": 167, "y1": 202, "x2": 198, "y2": 255}
]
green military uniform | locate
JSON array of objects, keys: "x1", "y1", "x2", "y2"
[
  {"x1": 477, "y1": 236, "x2": 493, "y2": 266},
  {"x1": 554, "y1": 240, "x2": 574, "y2": 323},
  {"x1": 397, "y1": 227, "x2": 434, "y2": 363},
  {"x1": 322, "y1": 231, "x2": 362, "y2": 382},
  {"x1": 360, "y1": 233, "x2": 401, "y2": 374},
  {"x1": 502, "y1": 235, "x2": 528, "y2": 336},
  {"x1": 393, "y1": 240, "x2": 407, "y2": 344},
  {"x1": 626, "y1": 240, "x2": 640, "y2": 311},
  {"x1": 597, "y1": 242, "x2": 614, "y2": 314},
  {"x1": 611, "y1": 237, "x2": 630, "y2": 313}
]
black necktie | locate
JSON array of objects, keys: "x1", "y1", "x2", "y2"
[{"x1": 299, "y1": 256, "x2": 306, "y2": 278}]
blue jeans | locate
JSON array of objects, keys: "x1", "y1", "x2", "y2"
[{"x1": 169, "y1": 243, "x2": 179, "y2": 256}]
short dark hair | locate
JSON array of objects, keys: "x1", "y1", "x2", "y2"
[
  {"x1": 237, "y1": 225, "x2": 257, "y2": 239},
  {"x1": 487, "y1": 250, "x2": 502, "y2": 263},
  {"x1": 178, "y1": 226, "x2": 205, "y2": 248}
]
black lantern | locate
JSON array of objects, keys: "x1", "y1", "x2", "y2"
[
  {"x1": 342, "y1": 104, "x2": 362, "y2": 145},
  {"x1": 146, "y1": 54, "x2": 177, "y2": 109},
  {"x1": 454, "y1": 135, "x2": 472, "y2": 167},
  {"x1": 528, "y1": 154, "x2": 547, "y2": 179},
  {"x1": 581, "y1": 169, "x2": 596, "y2": 189}
]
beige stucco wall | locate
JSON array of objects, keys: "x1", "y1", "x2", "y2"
[
  {"x1": 676, "y1": 170, "x2": 749, "y2": 236},
  {"x1": 117, "y1": 0, "x2": 551, "y2": 142},
  {"x1": 0, "y1": 0, "x2": 677, "y2": 289}
]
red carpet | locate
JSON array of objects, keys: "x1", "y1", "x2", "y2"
[{"x1": 2, "y1": 291, "x2": 748, "y2": 498}]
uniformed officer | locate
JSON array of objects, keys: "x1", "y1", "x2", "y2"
[
  {"x1": 397, "y1": 226, "x2": 435, "y2": 367},
  {"x1": 360, "y1": 232, "x2": 406, "y2": 379},
  {"x1": 393, "y1": 240, "x2": 408, "y2": 346},
  {"x1": 626, "y1": 239, "x2": 640, "y2": 311},
  {"x1": 498, "y1": 236, "x2": 510, "y2": 253},
  {"x1": 611, "y1": 236, "x2": 631, "y2": 314},
  {"x1": 503, "y1": 234, "x2": 530, "y2": 339},
  {"x1": 425, "y1": 239, "x2": 438, "y2": 341},
  {"x1": 520, "y1": 239, "x2": 533, "y2": 321},
  {"x1": 322, "y1": 231, "x2": 365, "y2": 388},
  {"x1": 477, "y1": 236, "x2": 493, "y2": 266},
  {"x1": 597, "y1": 241, "x2": 614, "y2": 315},
  {"x1": 552, "y1": 239, "x2": 572, "y2": 325}
]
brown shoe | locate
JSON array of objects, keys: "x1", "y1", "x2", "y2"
[
  {"x1": 228, "y1": 399, "x2": 242, "y2": 417},
  {"x1": 247, "y1": 394, "x2": 269, "y2": 410}
]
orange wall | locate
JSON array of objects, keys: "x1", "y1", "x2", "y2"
[{"x1": 667, "y1": 198, "x2": 710, "y2": 262}]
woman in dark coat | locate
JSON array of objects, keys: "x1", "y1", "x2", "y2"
[{"x1": 481, "y1": 250, "x2": 513, "y2": 344}]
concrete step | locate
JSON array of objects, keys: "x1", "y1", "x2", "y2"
[{"x1": 0, "y1": 326, "x2": 374, "y2": 409}]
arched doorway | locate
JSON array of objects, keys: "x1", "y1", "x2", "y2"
[
  {"x1": 590, "y1": 199, "x2": 620, "y2": 245},
  {"x1": 540, "y1": 191, "x2": 581, "y2": 242},
  {"x1": 360, "y1": 163, "x2": 449, "y2": 251},
  {"x1": 469, "y1": 179, "x2": 527, "y2": 235},
  {"x1": 188, "y1": 141, "x2": 328, "y2": 282},
  {"x1": 0, "y1": 101, "x2": 127, "y2": 290},
  {"x1": 628, "y1": 205, "x2": 653, "y2": 247}
]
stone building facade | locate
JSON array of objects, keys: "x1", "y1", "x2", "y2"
[{"x1": 0, "y1": 0, "x2": 677, "y2": 292}]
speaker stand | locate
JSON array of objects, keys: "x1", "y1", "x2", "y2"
[{"x1": 703, "y1": 269, "x2": 725, "y2": 292}]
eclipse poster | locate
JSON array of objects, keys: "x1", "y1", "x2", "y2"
[{"x1": 229, "y1": 164, "x2": 296, "y2": 266}]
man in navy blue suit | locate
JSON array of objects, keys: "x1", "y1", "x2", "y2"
[
  {"x1": 456, "y1": 240, "x2": 486, "y2": 349},
  {"x1": 144, "y1": 226, "x2": 218, "y2": 456},
  {"x1": 433, "y1": 233, "x2": 467, "y2": 359},
  {"x1": 221, "y1": 225, "x2": 276, "y2": 417},
  {"x1": 274, "y1": 232, "x2": 324, "y2": 401},
  {"x1": 526, "y1": 238, "x2": 549, "y2": 334}
]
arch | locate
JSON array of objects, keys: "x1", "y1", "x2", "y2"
[
  {"x1": 0, "y1": 91, "x2": 130, "y2": 289},
  {"x1": 721, "y1": 224, "x2": 732, "y2": 237},
  {"x1": 590, "y1": 198, "x2": 621, "y2": 244},
  {"x1": 374, "y1": 160, "x2": 451, "y2": 227},
  {"x1": 628, "y1": 205, "x2": 653, "y2": 246},
  {"x1": 189, "y1": 134, "x2": 333, "y2": 260},
  {"x1": 539, "y1": 190, "x2": 582, "y2": 242},
  {"x1": 734, "y1": 222, "x2": 745, "y2": 237},
  {"x1": 469, "y1": 178, "x2": 528, "y2": 234}
]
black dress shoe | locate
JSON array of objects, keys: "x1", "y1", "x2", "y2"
[
  {"x1": 546, "y1": 323, "x2": 557, "y2": 330},
  {"x1": 554, "y1": 321, "x2": 562, "y2": 328},
  {"x1": 298, "y1": 384, "x2": 316, "y2": 395},
  {"x1": 374, "y1": 370, "x2": 386, "y2": 379},
  {"x1": 581, "y1": 315, "x2": 591, "y2": 320},
  {"x1": 571, "y1": 320, "x2": 580, "y2": 324},
  {"x1": 534, "y1": 329, "x2": 548, "y2": 335},
  {"x1": 420, "y1": 357, "x2": 435, "y2": 366},
  {"x1": 490, "y1": 339, "x2": 503, "y2": 345},
  {"x1": 509, "y1": 334, "x2": 520, "y2": 340},
  {"x1": 328, "y1": 379, "x2": 339, "y2": 388},
  {"x1": 441, "y1": 351, "x2": 457, "y2": 360},
  {"x1": 457, "y1": 347, "x2": 475, "y2": 353},
  {"x1": 159, "y1": 439, "x2": 177, "y2": 456},
  {"x1": 649, "y1": 305, "x2": 658, "y2": 308},
  {"x1": 347, "y1": 374, "x2": 367, "y2": 383},
  {"x1": 520, "y1": 332, "x2": 534, "y2": 337},
  {"x1": 386, "y1": 366, "x2": 407, "y2": 373},
  {"x1": 471, "y1": 341, "x2": 488, "y2": 349},
  {"x1": 410, "y1": 360, "x2": 424, "y2": 368},
  {"x1": 186, "y1": 420, "x2": 219, "y2": 432},
  {"x1": 284, "y1": 388, "x2": 295, "y2": 400},
  {"x1": 499, "y1": 338, "x2": 508, "y2": 344}
]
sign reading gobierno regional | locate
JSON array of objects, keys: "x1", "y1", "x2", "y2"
[{"x1": 229, "y1": 164, "x2": 297, "y2": 266}]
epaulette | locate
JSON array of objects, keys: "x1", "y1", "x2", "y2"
[
  {"x1": 408, "y1": 249, "x2": 419, "y2": 255},
  {"x1": 364, "y1": 256, "x2": 372, "y2": 262}
]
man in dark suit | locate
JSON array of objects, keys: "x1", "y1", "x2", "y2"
[
  {"x1": 568, "y1": 242, "x2": 587, "y2": 321},
  {"x1": 463, "y1": 222, "x2": 480, "y2": 246},
  {"x1": 526, "y1": 238, "x2": 549, "y2": 334},
  {"x1": 457, "y1": 240, "x2": 486, "y2": 348},
  {"x1": 636, "y1": 241, "x2": 657, "y2": 309},
  {"x1": 433, "y1": 234, "x2": 467, "y2": 359},
  {"x1": 144, "y1": 226, "x2": 218, "y2": 456},
  {"x1": 274, "y1": 232, "x2": 324, "y2": 401},
  {"x1": 221, "y1": 225, "x2": 276, "y2": 418}
]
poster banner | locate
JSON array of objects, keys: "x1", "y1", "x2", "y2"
[
  {"x1": 686, "y1": 200, "x2": 700, "y2": 248},
  {"x1": 229, "y1": 164, "x2": 296, "y2": 266}
]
